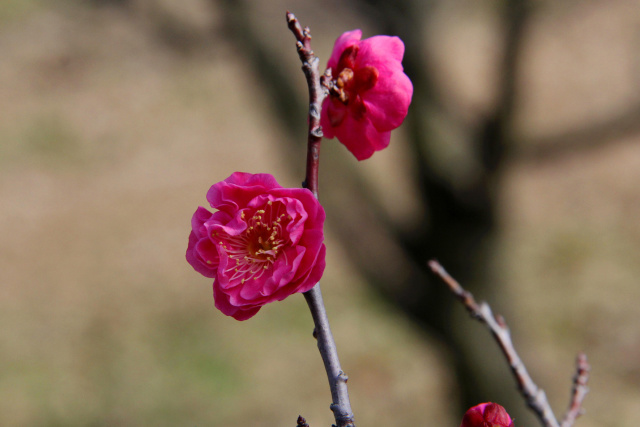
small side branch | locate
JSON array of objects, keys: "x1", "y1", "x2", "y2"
[
  {"x1": 428, "y1": 260, "x2": 589, "y2": 427},
  {"x1": 560, "y1": 353, "x2": 590, "y2": 427},
  {"x1": 287, "y1": 12, "x2": 355, "y2": 427}
]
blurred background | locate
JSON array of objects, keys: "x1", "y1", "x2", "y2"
[{"x1": 1, "y1": 0, "x2": 639, "y2": 425}]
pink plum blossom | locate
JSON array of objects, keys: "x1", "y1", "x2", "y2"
[
  {"x1": 186, "y1": 172, "x2": 326, "y2": 320},
  {"x1": 321, "y1": 29, "x2": 413, "y2": 160},
  {"x1": 460, "y1": 402, "x2": 514, "y2": 427}
]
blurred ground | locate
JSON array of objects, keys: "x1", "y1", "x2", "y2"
[{"x1": 1, "y1": 0, "x2": 639, "y2": 426}]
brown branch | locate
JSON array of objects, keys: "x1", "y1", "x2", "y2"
[
  {"x1": 287, "y1": 12, "x2": 356, "y2": 427},
  {"x1": 428, "y1": 260, "x2": 589, "y2": 427},
  {"x1": 286, "y1": 11, "x2": 325, "y2": 198}
]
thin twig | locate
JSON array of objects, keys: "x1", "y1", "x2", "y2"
[
  {"x1": 286, "y1": 11, "x2": 324, "y2": 198},
  {"x1": 297, "y1": 415, "x2": 311, "y2": 427},
  {"x1": 560, "y1": 353, "x2": 590, "y2": 427},
  {"x1": 287, "y1": 11, "x2": 356, "y2": 427},
  {"x1": 428, "y1": 260, "x2": 589, "y2": 427}
]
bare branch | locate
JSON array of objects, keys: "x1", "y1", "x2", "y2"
[
  {"x1": 286, "y1": 11, "x2": 325, "y2": 198},
  {"x1": 560, "y1": 353, "x2": 590, "y2": 427},
  {"x1": 428, "y1": 260, "x2": 589, "y2": 427},
  {"x1": 287, "y1": 12, "x2": 356, "y2": 427},
  {"x1": 303, "y1": 287, "x2": 356, "y2": 427}
]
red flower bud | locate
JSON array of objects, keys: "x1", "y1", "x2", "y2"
[{"x1": 460, "y1": 402, "x2": 514, "y2": 427}]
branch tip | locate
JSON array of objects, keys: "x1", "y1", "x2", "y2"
[
  {"x1": 297, "y1": 415, "x2": 310, "y2": 427},
  {"x1": 560, "y1": 352, "x2": 590, "y2": 427}
]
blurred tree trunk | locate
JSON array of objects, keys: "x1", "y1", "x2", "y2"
[{"x1": 338, "y1": 0, "x2": 533, "y2": 420}]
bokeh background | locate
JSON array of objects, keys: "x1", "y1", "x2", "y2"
[{"x1": 1, "y1": 0, "x2": 639, "y2": 426}]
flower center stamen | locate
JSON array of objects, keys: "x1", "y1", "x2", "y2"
[
  {"x1": 215, "y1": 202, "x2": 291, "y2": 284},
  {"x1": 335, "y1": 68, "x2": 355, "y2": 104}
]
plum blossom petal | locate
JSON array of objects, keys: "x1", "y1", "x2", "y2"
[
  {"x1": 358, "y1": 34, "x2": 405, "y2": 64},
  {"x1": 213, "y1": 285, "x2": 261, "y2": 321},
  {"x1": 328, "y1": 111, "x2": 392, "y2": 160},
  {"x1": 187, "y1": 172, "x2": 326, "y2": 320},
  {"x1": 186, "y1": 231, "x2": 217, "y2": 278},
  {"x1": 327, "y1": 29, "x2": 363, "y2": 70}
]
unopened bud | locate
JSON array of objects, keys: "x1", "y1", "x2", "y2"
[{"x1": 460, "y1": 402, "x2": 514, "y2": 427}]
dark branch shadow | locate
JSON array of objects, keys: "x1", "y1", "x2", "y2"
[
  {"x1": 516, "y1": 101, "x2": 640, "y2": 163},
  {"x1": 342, "y1": 0, "x2": 536, "y2": 422}
]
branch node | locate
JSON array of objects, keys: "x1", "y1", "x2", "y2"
[
  {"x1": 337, "y1": 371, "x2": 349, "y2": 383},
  {"x1": 311, "y1": 128, "x2": 324, "y2": 138},
  {"x1": 496, "y1": 313, "x2": 507, "y2": 327}
]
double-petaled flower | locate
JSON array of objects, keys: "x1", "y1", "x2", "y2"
[
  {"x1": 186, "y1": 172, "x2": 326, "y2": 320},
  {"x1": 321, "y1": 29, "x2": 413, "y2": 160}
]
